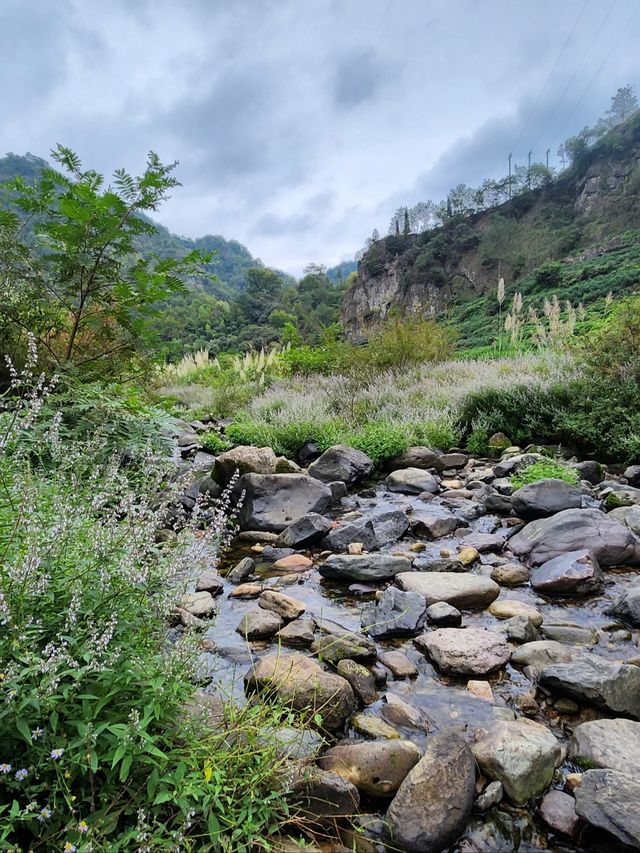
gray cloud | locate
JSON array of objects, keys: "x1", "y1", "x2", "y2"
[{"x1": 0, "y1": 0, "x2": 638, "y2": 274}]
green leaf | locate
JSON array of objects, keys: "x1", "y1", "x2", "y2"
[
  {"x1": 207, "y1": 812, "x2": 221, "y2": 839},
  {"x1": 152, "y1": 789, "x2": 173, "y2": 806},
  {"x1": 16, "y1": 718, "x2": 31, "y2": 744},
  {"x1": 119, "y1": 754, "x2": 133, "y2": 782},
  {"x1": 111, "y1": 744, "x2": 128, "y2": 769}
]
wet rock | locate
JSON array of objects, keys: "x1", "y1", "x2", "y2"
[
  {"x1": 574, "y1": 769, "x2": 640, "y2": 849},
  {"x1": 411, "y1": 513, "x2": 466, "y2": 539},
  {"x1": 511, "y1": 640, "x2": 575, "y2": 671},
  {"x1": 461, "y1": 531, "x2": 507, "y2": 553},
  {"x1": 275, "y1": 617, "x2": 316, "y2": 647},
  {"x1": 380, "y1": 693, "x2": 425, "y2": 729},
  {"x1": 467, "y1": 680, "x2": 494, "y2": 702},
  {"x1": 608, "y1": 504, "x2": 640, "y2": 536},
  {"x1": 538, "y1": 790, "x2": 579, "y2": 837},
  {"x1": 336, "y1": 659, "x2": 377, "y2": 705},
  {"x1": 235, "y1": 609, "x2": 283, "y2": 640},
  {"x1": 275, "y1": 513, "x2": 333, "y2": 548},
  {"x1": 228, "y1": 582, "x2": 263, "y2": 599},
  {"x1": 540, "y1": 653, "x2": 640, "y2": 718},
  {"x1": 236, "y1": 530, "x2": 280, "y2": 544},
  {"x1": 386, "y1": 468, "x2": 439, "y2": 495},
  {"x1": 195, "y1": 572, "x2": 224, "y2": 595},
  {"x1": 226, "y1": 556, "x2": 256, "y2": 584},
  {"x1": 490, "y1": 563, "x2": 529, "y2": 586},
  {"x1": 509, "y1": 507, "x2": 640, "y2": 567},
  {"x1": 426, "y1": 601, "x2": 462, "y2": 626},
  {"x1": 540, "y1": 623, "x2": 598, "y2": 646},
  {"x1": 472, "y1": 718, "x2": 561, "y2": 805},
  {"x1": 320, "y1": 553, "x2": 412, "y2": 582},
  {"x1": 288, "y1": 768, "x2": 360, "y2": 823},
  {"x1": 415, "y1": 627, "x2": 511, "y2": 675},
  {"x1": 607, "y1": 580, "x2": 640, "y2": 626},
  {"x1": 378, "y1": 650, "x2": 418, "y2": 679},
  {"x1": 362, "y1": 587, "x2": 427, "y2": 638},
  {"x1": 530, "y1": 549, "x2": 604, "y2": 596},
  {"x1": 396, "y1": 572, "x2": 500, "y2": 609},
  {"x1": 315, "y1": 618, "x2": 378, "y2": 655},
  {"x1": 311, "y1": 632, "x2": 376, "y2": 665},
  {"x1": 179, "y1": 591, "x2": 216, "y2": 617},
  {"x1": 322, "y1": 510, "x2": 410, "y2": 552},
  {"x1": 214, "y1": 445, "x2": 277, "y2": 485},
  {"x1": 570, "y1": 718, "x2": 640, "y2": 775},
  {"x1": 245, "y1": 653, "x2": 357, "y2": 730},
  {"x1": 318, "y1": 739, "x2": 421, "y2": 797},
  {"x1": 489, "y1": 599, "x2": 543, "y2": 626},
  {"x1": 500, "y1": 614, "x2": 539, "y2": 643},
  {"x1": 385, "y1": 729, "x2": 476, "y2": 853},
  {"x1": 308, "y1": 445, "x2": 374, "y2": 486},
  {"x1": 352, "y1": 713, "x2": 400, "y2": 739},
  {"x1": 512, "y1": 478, "x2": 582, "y2": 520},
  {"x1": 457, "y1": 545, "x2": 480, "y2": 566},
  {"x1": 475, "y1": 779, "x2": 503, "y2": 811},
  {"x1": 237, "y1": 473, "x2": 333, "y2": 532},
  {"x1": 259, "y1": 589, "x2": 306, "y2": 620},
  {"x1": 387, "y1": 446, "x2": 440, "y2": 471},
  {"x1": 272, "y1": 554, "x2": 313, "y2": 570}
]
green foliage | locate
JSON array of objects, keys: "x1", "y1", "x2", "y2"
[
  {"x1": 347, "y1": 421, "x2": 409, "y2": 465},
  {"x1": 368, "y1": 313, "x2": 456, "y2": 370},
  {"x1": 199, "y1": 431, "x2": 231, "y2": 454},
  {"x1": 511, "y1": 459, "x2": 579, "y2": 488}
]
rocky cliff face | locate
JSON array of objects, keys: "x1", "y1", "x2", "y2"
[{"x1": 343, "y1": 115, "x2": 640, "y2": 340}]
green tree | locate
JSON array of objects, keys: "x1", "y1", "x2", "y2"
[
  {"x1": 605, "y1": 84, "x2": 638, "y2": 127},
  {"x1": 403, "y1": 208, "x2": 411, "y2": 235}
]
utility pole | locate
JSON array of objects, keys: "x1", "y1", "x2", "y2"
[
  {"x1": 508, "y1": 153, "x2": 512, "y2": 200},
  {"x1": 527, "y1": 150, "x2": 532, "y2": 188},
  {"x1": 545, "y1": 148, "x2": 550, "y2": 169}
]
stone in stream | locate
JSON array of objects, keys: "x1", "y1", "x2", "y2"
[
  {"x1": 490, "y1": 563, "x2": 530, "y2": 586},
  {"x1": 488, "y1": 599, "x2": 543, "y2": 626},
  {"x1": 275, "y1": 617, "x2": 316, "y2": 646},
  {"x1": 214, "y1": 445, "x2": 277, "y2": 485},
  {"x1": 228, "y1": 582, "x2": 263, "y2": 599},
  {"x1": 322, "y1": 509, "x2": 410, "y2": 552},
  {"x1": 318, "y1": 740, "x2": 422, "y2": 797},
  {"x1": 336, "y1": 659, "x2": 377, "y2": 705},
  {"x1": 274, "y1": 512, "x2": 333, "y2": 548},
  {"x1": 569, "y1": 718, "x2": 640, "y2": 775},
  {"x1": 288, "y1": 768, "x2": 360, "y2": 824},
  {"x1": 235, "y1": 609, "x2": 283, "y2": 640},
  {"x1": 472, "y1": 718, "x2": 561, "y2": 805},
  {"x1": 226, "y1": 556, "x2": 256, "y2": 584},
  {"x1": 574, "y1": 769, "x2": 640, "y2": 849},
  {"x1": 237, "y1": 473, "x2": 332, "y2": 532},
  {"x1": 258, "y1": 589, "x2": 306, "y2": 620},
  {"x1": 319, "y1": 553, "x2": 412, "y2": 582},
  {"x1": 396, "y1": 571, "x2": 500, "y2": 609},
  {"x1": 510, "y1": 640, "x2": 575, "y2": 671},
  {"x1": 361, "y1": 587, "x2": 427, "y2": 638},
  {"x1": 540, "y1": 653, "x2": 640, "y2": 719},
  {"x1": 380, "y1": 693, "x2": 425, "y2": 729},
  {"x1": 475, "y1": 780, "x2": 503, "y2": 812},
  {"x1": 271, "y1": 554, "x2": 312, "y2": 570},
  {"x1": 606, "y1": 580, "x2": 640, "y2": 626},
  {"x1": 385, "y1": 467, "x2": 439, "y2": 495},
  {"x1": 540, "y1": 623, "x2": 598, "y2": 646},
  {"x1": 411, "y1": 513, "x2": 466, "y2": 539},
  {"x1": 378, "y1": 650, "x2": 418, "y2": 679},
  {"x1": 384, "y1": 729, "x2": 476, "y2": 853},
  {"x1": 179, "y1": 591, "x2": 216, "y2": 617},
  {"x1": 245, "y1": 653, "x2": 356, "y2": 730},
  {"x1": 499, "y1": 614, "x2": 539, "y2": 643},
  {"x1": 511, "y1": 478, "x2": 583, "y2": 520},
  {"x1": 509, "y1": 507, "x2": 640, "y2": 567},
  {"x1": 459, "y1": 531, "x2": 506, "y2": 553},
  {"x1": 311, "y1": 633, "x2": 376, "y2": 665},
  {"x1": 530, "y1": 549, "x2": 604, "y2": 596},
  {"x1": 415, "y1": 627, "x2": 511, "y2": 675},
  {"x1": 538, "y1": 790, "x2": 579, "y2": 837},
  {"x1": 194, "y1": 572, "x2": 224, "y2": 595},
  {"x1": 260, "y1": 545, "x2": 295, "y2": 562},
  {"x1": 352, "y1": 713, "x2": 400, "y2": 739},
  {"x1": 307, "y1": 444, "x2": 374, "y2": 486},
  {"x1": 426, "y1": 601, "x2": 462, "y2": 626}
]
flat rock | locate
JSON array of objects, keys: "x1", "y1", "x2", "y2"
[
  {"x1": 540, "y1": 623, "x2": 598, "y2": 646},
  {"x1": 235, "y1": 609, "x2": 283, "y2": 639},
  {"x1": 386, "y1": 468, "x2": 439, "y2": 495},
  {"x1": 378, "y1": 650, "x2": 418, "y2": 679},
  {"x1": 362, "y1": 587, "x2": 427, "y2": 638},
  {"x1": 380, "y1": 693, "x2": 425, "y2": 729},
  {"x1": 472, "y1": 718, "x2": 561, "y2": 805},
  {"x1": 275, "y1": 617, "x2": 316, "y2": 646},
  {"x1": 352, "y1": 713, "x2": 400, "y2": 739},
  {"x1": 460, "y1": 531, "x2": 506, "y2": 553},
  {"x1": 489, "y1": 599, "x2": 543, "y2": 626},
  {"x1": 530, "y1": 549, "x2": 604, "y2": 596},
  {"x1": 320, "y1": 554, "x2": 412, "y2": 582},
  {"x1": 511, "y1": 641, "x2": 576, "y2": 672},
  {"x1": 228, "y1": 582, "x2": 263, "y2": 599},
  {"x1": 385, "y1": 729, "x2": 476, "y2": 853},
  {"x1": 237, "y1": 473, "x2": 332, "y2": 532},
  {"x1": 540, "y1": 653, "x2": 640, "y2": 719},
  {"x1": 258, "y1": 589, "x2": 306, "y2": 620},
  {"x1": 308, "y1": 444, "x2": 374, "y2": 486},
  {"x1": 318, "y1": 740, "x2": 422, "y2": 797},
  {"x1": 574, "y1": 769, "x2": 640, "y2": 849},
  {"x1": 509, "y1": 507, "x2": 640, "y2": 567},
  {"x1": 512, "y1": 478, "x2": 582, "y2": 520},
  {"x1": 570, "y1": 718, "x2": 640, "y2": 775},
  {"x1": 415, "y1": 627, "x2": 511, "y2": 675},
  {"x1": 396, "y1": 572, "x2": 500, "y2": 609},
  {"x1": 179, "y1": 591, "x2": 216, "y2": 617}
]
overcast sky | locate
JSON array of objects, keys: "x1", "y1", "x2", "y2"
[{"x1": 1, "y1": 0, "x2": 639, "y2": 276}]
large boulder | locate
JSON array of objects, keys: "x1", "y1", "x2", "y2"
[
  {"x1": 318, "y1": 740, "x2": 421, "y2": 797},
  {"x1": 472, "y1": 718, "x2": 561, "y2": 805},
  {"x1": 385, "y1": 468, "x2": 439, "y2": 495},
  {"x1": 530, "y1": 549, "x2": 604, "y2": 596},
  {"x1": 386, "y1": 446, "x2": 441, "y2": 471},
  {"x1": 624, "y1": 465, "x2": 640, "y2": 487},
  {"x1": 570, "y1": 718, "x2": 640, "y2": 776},
  {"x1": 384, "y1": 729, "x2": 476, "y2": 853},
  {"x1": 539, "y1": 653, "x2": 640, "y2": 719},
  {"x1": 606, "y1": 580, "x2": 640, "y2": 626},
  {"x1": 275, "y1": 513, "x2": 333, "y2": 548},
  {"x1": 214, "y1": 445, "x2": 277, "y2": 485},
  {"x1": 509, "y1": 508, "x2": 640, "y2": 567},
  {"x1": 608, "y1": 504, "x2": 640, "y2": 536},
  {"x1": 396, "y1": 572, "x2": 500, "y2": 609},
  {"x1": 319, "y1": 554, "x2": 412, "y2": 582},
  {"x1": 575, "y1": 769, "x2": 640, "y2": 849},
  {"x1": 237, "y1": 473, "x2": 332, "y2": 532},
  {"x1": 307, "y1": 444, "x2": 374, "y2": 486},
  {"x1": 322, "y1": 509, "x2": 409, "y2": 553},
  {"x1": 415, "y1": 627, "x2": 511, "y2": 675},
  {"x1": 362, "y1": 587, "x2": 427, "y2": 638},
  {"x1": 245, "y1": 653, "x2": 356, "y2": 730},
  {"x1": 511, "y1": 478, "x2": 582, "y2": 520}
]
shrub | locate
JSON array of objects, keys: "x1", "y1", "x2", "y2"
[
  {"x1": 511, "y1": 459, "x2": 579, "y2": 488},
  {"x1": 199, "y1": 430, "x2": 231, "y2": 454},
  {"x1": 367, "y1": 314, "x2": 456, "y2": 371},
  {"x1": 347, "y1": 421, "x2": 409, "y2": 466}
]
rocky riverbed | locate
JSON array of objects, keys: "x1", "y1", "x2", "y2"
[{"x1": 168, "y1": 436, "x2": 640, "y2": 852}]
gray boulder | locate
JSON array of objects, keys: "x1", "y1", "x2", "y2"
[
  {"x1": 319, "y1": 553, "x2": 411, "y2": 582},
  {"x1": 235, "y1": 609, "x2": 283, "y2": 640},
  {"x1": 385, "y1": 729, "x2": 476, "y2": 853},
  {"x1": 510, "y1": 640, "x2": 575, "y2": 671},
  {"x1": 307, "y1": 444, "x2": 374, "y2": 486},
  {"x1": 318, "y1": 739, "x2": 421, "y2": 797},
  {"x1": 608, "y1": 504, "x2": 640, "y2": 536},
  {"x1": 322, "y1": 509, "x2": 409, "y2": 553},
  {"x1": 214, "y1": 445, "x2": 277, "y2": 485},
  {"x1": 362, "y1": 587, "x2": 428, "y2": 638},
  {"x1": 435, "y1": 452, "x2": 468, "y2": 471},
  {"x1": 575, "y1": 769, "x2": 640, "y2": 849},
  {"x1": 387, "y1": 446, "x2": 440, "y2": 471},
  {"x1": 385, "y1": 467, "x2": 439, "y2": 495},
  {"x1": 426, "y1": 601, "x2": 462, "y2": 626},
  {"x1": 624, "y1": 464, "x2": 640, "y2": 487},
  {"x1": 574, "y1": 460, "x2": 605, "y2": 485},
  {"x1": 540, "y1": 653, "x2": 640, "y2": 719},
  {"x1": 530, "y1": 549, "x2": 604, "y2": 596},
  {"x1": 415, "y1": 627, "x2": 511, "y2": 675},
  {"x1": 570, "y1": 718, "x2": 640, "y2": 776},
  {"x1": 396, "y1": 572, "x2": 500, "y2": 609},
  {"x1": 509, "y1": 507, "x2": 640, "y2": 567},
  {"x1": 606, "y1": 580, "x2": 640, "y2": 626},
  {"x1": 511, "y1": 478, "x2": 582, "y2": 520},
  {"x1": 237, "y1": 473, "x2": 332, "y2": 532},
  {"x1": 275, "y1": 512, "x2": 333, "y2": 548}
]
